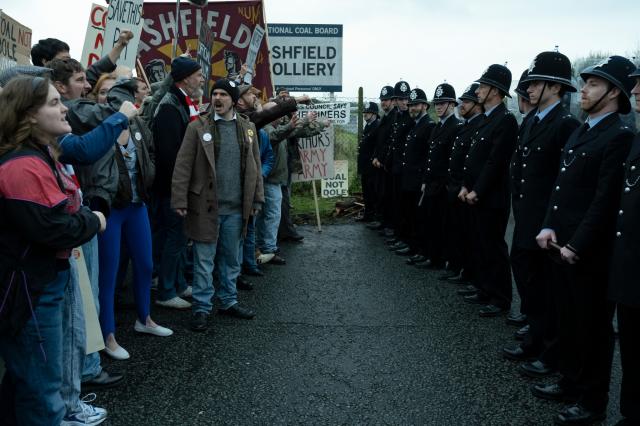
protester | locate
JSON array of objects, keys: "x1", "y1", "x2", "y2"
[
  {"x1": 90, "y1": 73, "x2": 116, "y2": 104},
  {"x1": 172, "y1": 79, "x2": 264, "y2": 332},
  {"x1": 0, "y1": 76, "x2": 105, "y2": 425}
]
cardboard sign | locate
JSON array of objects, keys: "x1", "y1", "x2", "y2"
[
  {"x1": 72, "y1": 247, "x2": 105, "y2": 354},
  {"x1": 197, "y1": 23, "x2": 214, "y2": 96},
  {"x1": 138, "y1": 1, "x2": 274, "y2": 99},
  {"x1": 243, "y1": 24, "x2": 265, "y2": 84},
  {"x1": 101, "y1": 0, "x2": 144, "y2": 69},
  {"x1": 297, "y1": 102, "x2": 350, "y2": 125},
  {"x1": 0, "y1": 10, "x2": 32, "y2": 71},
  {"x1": 81, "y1": 3, "x2": 107, "y2": 68},
  {"x1": 268, "y1": 23, "x2": 342, "y2": 92},
  {"x1": 321, "y1": 160, "x2": 349, "y2": 198},
  {"x1": 292, "y1": 126, "x2": 335, "y2": 182}
]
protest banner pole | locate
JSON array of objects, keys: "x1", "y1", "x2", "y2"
[
  {"x1": 311, "y1": 180, "x2": 322, "y2": 233},
  {"x1": 136, "y1": 57, "x2": 151, "y2": 88},
  {"x1": 171, "y1": 0, "x2": 181, "y2": 59}
]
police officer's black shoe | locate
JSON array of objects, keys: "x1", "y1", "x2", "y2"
[
  {"x1": 457, "y1": 285, "x2": 477, "y2": 296},
  {"x1": 406, "y1": 254, "x2": 426, "y2": 265},
  {"x1": 554, "y1": 404, "x2": 605, "y2": 425},
  {"x1": 519, "y1": 360, "x2": 554, "y2": 378},
  {"x1": 531, "y1": 383, "x2": 579, "y2": 402},
  {"x1": 506, "y1": 312, "x2": 527, "y2": 326},
  {"x1": 502, "y1": 345, "x2": 534, "y2": 361},
  {"x1": 514, "y1": 324, "x2": 530, "y2": 340},
  {"x1": 464, "y1": 294, "x2": 488, "y2": 304},
  {"x1": 479, "y1": 304, "x2": 506, "y2": 317},
  {"x1": 438, "y1": 270, "x2": 460, "y2": 281},
  {"x1": 395, "y1": 247, "x2": 412, "y2": 256}
]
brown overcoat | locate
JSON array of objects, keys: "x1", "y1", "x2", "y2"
[{"x1": 171, "y1": 112, "x2": 264, "y2": 242}]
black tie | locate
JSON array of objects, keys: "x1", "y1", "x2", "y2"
[{"x1": 578, "y1": 122, "x2": 590, "y2": 137}]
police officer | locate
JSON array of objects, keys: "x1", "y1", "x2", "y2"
[
  {"x1": 395, "y1": 88, "x2": 436, "y2": 257},
  {"x1": 460, "y1": 64, "x2": 518, "y2": 317},
  {"x1": 418, "y1": 83, "x2": 462, "y2": 268},
  {"x1": 606, "y1": 65, "x2": 640, "y2": 426},
  {"x1": 357, "y1": 101, "x2": 381, "y2": 222},
  {"x1": 368, "y1": 85, "x2": 396, "y2": 231},
  {"x1": 502, "y1": 53, "x2": 581, "y2": 374},
  {"x1": 534, "y1": 56, "x2": 636, "y2": 425},
  {"x1": 387, "y1": 80, "x2": 414, "y2": 249},
  {"x1": 441, "y1": 83, "x2": 484, "y2": 282}
]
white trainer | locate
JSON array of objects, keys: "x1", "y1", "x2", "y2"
[
  {"x1": 103, "y1": 345, "x2": 130, "y2": 360},
  {"x1": 155, "y1": 296, "x2": 191, "y2": 309},
  {"x1": 61, "y1": 393, "x2": 107, "y2": 426},
  {"x1": 257, "y1": 253, "x2": 275, "y2": 264},
  {"x1": 134, "y1": 319, "x2": 173, "y2": 337}
]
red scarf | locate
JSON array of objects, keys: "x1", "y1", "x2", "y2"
[{"x1": 184, "y1": 94, "x2": 200, "y2": 122}]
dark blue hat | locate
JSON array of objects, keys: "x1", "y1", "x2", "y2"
[
  {"x1": 211, "y1": 78, "x2": 240, "y2": 104},
  {"x1": 170, "y1": 56, "x2": 201, "y2": 82},
  {"x1": 477, "y1": 64, "x2": 512, "y2": 98},
  {"x1": 459, "y1": 83, "x2": 480, "y2": 103},
  {"x1": 393, "y1": 81, "x2": 411, "y2": 99},
  {"x1": 522, "y1": 51, "x2": 576, "y2": 92},
  {"x1": 363, "y1": 101, "x2": 379, "y2": 114},
  {"x1": 514, "y1": 70, "x2": 530, "y2": 100},
  {"x1": 580, "y1": 55, "x2": 636, "y2": 114},
  {"x1": 407, "y1": 88, "x2": 429, "y2": 106},
  {"x1": 379, "y1": 85, "x2": 394, "y2": 100},
  {"x1": 433, "y1": 83, "x2": 458, "y2": 105}
]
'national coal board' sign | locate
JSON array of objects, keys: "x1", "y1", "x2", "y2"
[{"x1": 268, "y1": 23, "x2": 342, "y2": 92}]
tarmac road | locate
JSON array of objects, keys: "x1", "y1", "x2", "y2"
[{"x1": 97, "y1": 222, "x2": 622, "y2": 425}]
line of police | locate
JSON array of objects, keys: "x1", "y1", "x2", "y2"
[{"x1": 357, "y1": 51, "x2": 639, "y2": 425}]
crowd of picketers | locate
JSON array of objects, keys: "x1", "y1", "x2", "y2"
[
  {"x1": 0, "y1": 30, "x2": 329, "y2": 425},
  {"x1": 355, "y1": 51, "x2": 639, "y2": 426}
]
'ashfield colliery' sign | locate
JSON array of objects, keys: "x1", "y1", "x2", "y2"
[{"x1": 268, "y1": 23, "x2": 342, "y2": 92}]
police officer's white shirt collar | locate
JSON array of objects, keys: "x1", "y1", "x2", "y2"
[
  {"x1": 214, "y1": 112, "x2": 237, "y2": 121},
  {"x1": 535, "y1": 101, "x2": 561, "y2": 122},
  {"x1": 439, "y1": 112, "x2": 454, "y2": 125},
  {"x1": 585, "y1": 111, "x2": 615, "y2": 130},
  {"x1": 415, "y1": 112, "x2": 427, "y2": 124},
  {"x1": 484, "y1": 102, "x2": 500, "y2": 117}
]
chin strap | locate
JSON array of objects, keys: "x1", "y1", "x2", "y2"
[{"x1": 583, "y1": 84, "x2": 613, "y2": 113}]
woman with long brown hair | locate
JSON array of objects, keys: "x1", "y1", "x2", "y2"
[{"x1": 0, "y1": 76, "x2": 106, "y2": 425}]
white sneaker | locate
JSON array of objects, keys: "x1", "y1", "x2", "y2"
[
  {"x1": 103, "y1": 345, "x2": 130, "y2": 360},
  {"x1": 179, "y1": 285, "x2": 192, "y2": 298},
  {"x1": 134, "y1": 319, "x2": 173, "y2": 337},
  {"x1": 61, "y1": 393, "x2": 107, "y2": 425},
  {"x1": 155, "y1": 296, "x2": 191, "y2": 309},
  {"x1": 257, "y1": 253, "x2": 275, "y2": 264}
]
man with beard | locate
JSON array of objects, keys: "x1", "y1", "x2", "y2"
[
  {"x1": 395, "y1": 88, "x2": 435, "y2": 258},
  {"x1": 535, "y1": 56, "x2": 636, "y2": 425},
  {"x1": 503, "y1": 53, "x2": 580, "y2": 379},
  {"x1": 153, "y1": 57, "x2": 204, "y2": 310},
  {"x1": 440, "y1": 84, "x2": 484, "y2": 283},
  {"x1": 368, "y1": 85, "x2": 396, "y2": 231},
  {"x1": 460, "y1": 64, "x2": 518, "y2": 317},
  {"x1": 357, "y1": 101, "x2": 381, "y2": 222},
  {"x1": 416, "y1": 83, "x2": 462, "y2": 268}
]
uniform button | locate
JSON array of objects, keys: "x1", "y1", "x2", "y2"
[
  {"x1": 523, "y1": 164, "x2": 527, "y2": 168},
  {"x1": 427, "y1": 168, "x2": 431, "y2": 171},
  {"x1": 519, "y1": 194, "x2": 524, "y2": 199},
  {"x1": 537, "y1": 147, "x2": 541, "y2": 151},
  {"x1": 553, "y1": 205, "x2": 558, "y2": 211},
  {"x1": 521, "y1": 179, "x2": 525, "y2": 183},
  {"x1": 625, "y1": 187, "x2": 631, "y2": 193},
  {"x1": 616, "y1": 231, "x2": 622, "y2": 237},
  {"x1": 582, "y1": 152, "x2": 586, "y2": 157},
  {"x1": 632, "y1": 166, "x2": 637, "y2": 171},
  {"x1": 568, "y1": 149, "x2": 574, "y2": 154},
  {"x1": 463, "y1": 166, "x2": 467, "y2": 170},
  {"x1": 449, "y1": 157, "x2": 451, "y2": 161},
  {"x1": 619, "y1": 210, "x2": 624, "y2": 216},
  {"x1": 428, "y1": 159, "x2": 431, "y2": 162},
  {"x1": 556, "y1": 186, "x2": 560, "y2": 191},
  {"x1": 402, "y1": 162, "x2": 405, "y2": 165},
  {"x1": 524, "y1": 147, "x2": 528, "y2": 151},
  {"x1": 561, "y1": 167, "x2": 566, "y2": 172},
  {"x1": 447, "y1": 168, "x2": 451, "y2": 172},
  {"x1": 465, "y1": 155, "x2": 469, "y2": 158}
]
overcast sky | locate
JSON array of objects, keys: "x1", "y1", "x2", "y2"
[{"x1": 4, "y1": 0, "x2": 640, "y2": 99}]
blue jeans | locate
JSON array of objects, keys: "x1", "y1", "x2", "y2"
[
  {"x1": 154, "y1": 196, "x2": 188, "y2": 301},
  {"x1": 0, "y1": 269, "x2": 69, "y2": 425},
  {"x1": 61, "y1": 256, "x2": 84, "y2": 415},
  {"x1": 241, "y1": 216, "x2": 258, "y2": 270},
  {"x1": 80, "y1": 236, "x2": 102, "y2": 382},
  {"x1": 192, "y1": 214, "x2": 243, "y2": 313},
  {"x1": 256, "y1": 183, "x2": 283, "y2": 254}
]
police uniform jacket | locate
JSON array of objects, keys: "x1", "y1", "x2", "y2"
[
  {"x1": 372, "y1": 108, "x2": 396, "y2": 165},
  {"x1": 422, "y1": 115, "x2": 462, "y2": 196},
  {"x1": 608, "y1": 133, "x2": 640, "y2": 306},
  {"x1": 447, "y1": 114, "x2": 484, "y2": 201},
  {"x1": 511, "y1": 104, "x2": 580, "y2": 249},
  {"x1": 400, "y1": 114, "x2": 436, "y2": 192},
  {"x1": 463, "y1": 102, "x2": 518, "y2": 208},
  {"x1": 357, "y1": 117, "x2": 380, "y2": 174},
  {"x1": 388, "y1": 110, "x2": 414, "y2": 174},
  {"x1": 542, "y1": 113, "x2": 634, "y2": 258}
]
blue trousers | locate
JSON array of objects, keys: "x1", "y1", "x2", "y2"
[
  {"x1": 153, "y1": 196, "x2": 188, "y2": 301},
  {"x1": 98, "y1": 203, "x2": 152, "y2": 337}
]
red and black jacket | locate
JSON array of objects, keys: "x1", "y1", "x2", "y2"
[{"x1": 0, "y1": 145, "x2": 101, "y2": 336}]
